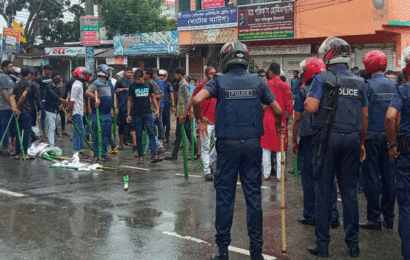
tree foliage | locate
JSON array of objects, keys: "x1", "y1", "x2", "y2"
[{"x1": 99, "y1": 0, "x2": 177, "y2": 37}]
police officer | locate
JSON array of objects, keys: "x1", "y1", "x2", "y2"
[
  {"x1": 305, "y1": 37, "x2": 368, "y2": 258},
  {"x1": 385, "y1": 46, "x2": 410, "y2": 260},
  {"x1": 360, "y1": 50, "x2": 396, "y2": 230},
  {"x1": 292, "y1": 58, "x2": 340, "y2": 227},
  {"x1": 193, "y1": 41, "x2": 284, "y2": 260}
]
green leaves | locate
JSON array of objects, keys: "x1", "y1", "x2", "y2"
[{"x1": 99, "y1": 0, "x2": 177, "y2": 37}]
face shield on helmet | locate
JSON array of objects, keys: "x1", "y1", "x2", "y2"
[
  {"x1": 220, "y1": 41, "x2": 249, "y2": 73},
  {"x1": 300, "y1": 58, "x2": 326, "y2": 84},
  {"x1": 318, "y1": 37, "x2": 351, "y2": 66},
  {"x1": 401, "y1": 46, "x2": 410, "y2": 75}
]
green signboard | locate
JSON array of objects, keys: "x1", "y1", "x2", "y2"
[{"x1": 80, "y1": 16, "x2": 100, "y2": 46}]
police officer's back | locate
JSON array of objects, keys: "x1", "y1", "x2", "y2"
[
  {"x1": 192, "y1": 41, "x2": 284, "y2": 260},
  {"x1": 305, "y1": 37, "x2": 369, "y2": 258}
]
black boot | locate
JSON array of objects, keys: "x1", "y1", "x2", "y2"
[
  {"x1": 250, "y1": 255, "x2": 264, "y2": 260},
  {"x1": 382, "y1": 220, "x2": 393, "y2": 229},
  {"x1": 308, "y1": 243, "x2": 329, "y2": 258},
  {"x1": 298, "y1": 216, "x2": 315, "y2": 226},
  {"x1": 359, "y1": 220, "x2": 382, "y2": 230},
  {"x1": 330, "y1": 218, "x2": 340, "y2": 229},
  {"x1": 347, "y1": 246, "x2": 360, "y2": 258},
  {"x1": 211, "y1": 246, "x2": 229, "y2": 260}
]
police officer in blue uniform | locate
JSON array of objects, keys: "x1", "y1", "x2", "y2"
[
  {"x1": 292, "y1": 58, "x2": 340, "y2": 228},
  {"x1": 360, "y1": 50, "x2": 396, "y2": 230},
  {"x1": 305, "y1": 37, "x2": 369, "y2": 258},
  {"x1": 385, "y1": 46, "x2": 410, "y2": 260},
  {"x1": 192, "y1": 41, "x2": 284, "y2": 260}
]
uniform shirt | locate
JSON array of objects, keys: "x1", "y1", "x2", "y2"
[
  {"x1": 0, "y1": 72, "x2": 14, "y2": 110},
  {"x1": 12, "y1": 78, "x2": 32, "y2": 114},
  {"x1": 128, "y1": 81, "x2": 154, "y2": 116},
  {"x1": 155, "y1": 77, "x2": 165, "y2": 108},
  {"x1": 36, "y1": 75, "x2": 52, "y2": 100},
  {"x1": 308, "y1": 65, "x2": 368, "y2": 107},
  {"x1": 389, "y1": 82, "x2": 410, "y2": 137},
  {"x1": 193, "y1": 80, "x2": 217, "y2": 124},
  {"x1": 70, "y1": 80, "x2": 84, "y2": 116},
  {"x1": 163, "y1": 80, "x2": 174, "y2": 107},
  {"x1": 291, "y1": 77, "x2": 303, "y2": 95},
  {"x1": 176, "y1": 78, "x2": 191, "y2": 116},
  {"x1": 115, "y1": 77, "x2": 132, "y2": 114},
  {"x1": 88, "y1": 78, "x2": 113, "y2": 116},
  {"x1": 294, "y1": 84, "x2": 314, "y2": 138}
]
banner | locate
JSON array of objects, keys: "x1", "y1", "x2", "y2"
[
  {"x1": 80, "y1": 16, "x2": 100, "y2": 46},
  {"x1": 113, "y1": 31, "x2": 179, "y2": 56},
  {"x1": 202, "y1": 0, "x2": 225, "y2": 9},
  {"x1": 249, "y1": 44, "x2": 311, "y2": 55},
  {"x1": 2, "y1": 28, "x2": 20, "y2": 53},
  {"x1": 45, "y1": 47, "x2": 86, "y2": 56},
  {"x1": 106, "y1": 56, "x2": 128, "y2": 65},
  {"x1": 238, "y1": 2, "x2": 294, "y2": 40},
  {"x1": 178, "y1": 7, "x2": 238, "y2": 31}
]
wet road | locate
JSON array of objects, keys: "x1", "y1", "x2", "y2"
[{"x1": 0, "y1": 127, "x2": 403, "y2": 260}]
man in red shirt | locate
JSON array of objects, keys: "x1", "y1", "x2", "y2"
[{"x1": 181, "y1": 66, "x2": 217, "y2": 181}]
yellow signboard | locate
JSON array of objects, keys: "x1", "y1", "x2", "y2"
[{"x1": 13, "y1": 21, "x2": 26, "y2": 43}]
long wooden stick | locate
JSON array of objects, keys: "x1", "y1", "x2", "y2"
[
  {"x1": 281, "y1": 133, "x2": 287, "y2": 255},
  {"x1": 180, "y1": 100, "x2": 188, "y2": 179},
  {"x1": 95, "y1": 91, "x2": 102, "y2": 159}
]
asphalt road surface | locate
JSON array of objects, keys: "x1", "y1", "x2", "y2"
[{"x1": 0, "y1": 125, "x2": 403, "y2": 260}]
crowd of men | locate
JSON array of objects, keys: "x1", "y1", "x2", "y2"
[{"x1": 0, "y1": 37, "x2": 410, "y2": 260}]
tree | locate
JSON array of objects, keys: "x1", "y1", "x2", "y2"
[{"x1": 99, "y1": 0, "x2": 177, "y2": 38}]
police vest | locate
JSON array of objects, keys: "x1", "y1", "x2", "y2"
[
  {"x1": 367, "y1": 76, "x2": 395, "y2": 132},
  {"x1": 297, "y1": 85, "x2": 314, "y2": 138},
  {"x1": 312, "y1": 71, "x2": 364, "y2": 133},
  {"x1": 214, "y1": 73, "x2": 264, "y2": 139},
  {"x1": 397, "y1": 83, "x2": 410, "y2": 138}
]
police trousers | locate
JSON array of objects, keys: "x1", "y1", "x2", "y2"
[
  {"x1": 314, "y1": 132, "x2": 360, "y2": 249},
  {"x1": 214, "y1": 138, "x2": 263, "y2": 257},
  {"x1": 361, "y1": 131, "x2": 396, "y2": 223},
  {"x1": 299, "y1": 135, "x2": 339, "y2": 220},
  {"x1": 395, "y1": 153, "x2": 410, "y2": 260}
]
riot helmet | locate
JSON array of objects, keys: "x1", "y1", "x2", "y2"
[
  {"x1": 362, "y1": 50, "x2": 387, "y2": 74},
  {"x1": 300, "y1": 58, "x2": 326, "y2": 84},
  {"x1": 97, "y1": 64, "x2": 113, "y2": 78},
  {"x1": 74, "y1": 67, "x2": 92, "y2": 81},
  {"x1": 220, "y1": 41, "x2": 249, "y2": 73},
  {"x1": 319, "y1": 37, "x2": 351, "y2": 66}
]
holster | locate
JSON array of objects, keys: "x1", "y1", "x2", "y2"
[{"x1": 396, "y1": 134, "x2": 410, "y2": 155}]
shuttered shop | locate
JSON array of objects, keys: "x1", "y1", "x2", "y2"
[
  {"x1": 353, "y1": 44, "x2": 396, "y2": 71},
  {"x1": 282, "y1": 54, "x2": 314, "y2": 84}
]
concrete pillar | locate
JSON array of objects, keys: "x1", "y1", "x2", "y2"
[
  {"x1": 186, "y1": 53, "x2": 190, "y2": 75},
  {"x1": 157, "y1": 56, "x2": 160, "y2": 69}
]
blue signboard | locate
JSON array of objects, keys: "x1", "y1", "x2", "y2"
[
  {"x1": 178, "y1": 7, "x2": 238, "y2": 31},
  {"x1": 113, "y1": 31, "x2": 179, "y2": 56}
]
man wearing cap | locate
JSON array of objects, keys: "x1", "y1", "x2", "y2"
[{"x1": 159, "y1": 69, "x2": 175, "y2": 143}]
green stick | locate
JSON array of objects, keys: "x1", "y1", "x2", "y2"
[
  {"x1": 15, "y1": 115, "x2": 26, "y2": 160},
  {"x1": 84, "y1": 114, "x2": 94, "y2": 139},
  {"x1": 112, "y1": 93, "x2": 117, "y2": 141},
  {"x1": 294, "y1": 152, "x2": 299, "y2": 183},
  {"x1": 141, "y1": 130, "x2": 147, "y2": 156},
  {"x1": 0, "y1": 114, "x2": 14, "y2": 147},
  {"x1": 198, "y1": 138, "x2": 215, "y2": 169},
  {"x1": 180, "y1": 100, "x2": 188, "y2": 179},
  {"x1": 62, "y1": 109, "x2": 94, "y2": 152},
  {"x1": 96, "y1": 108, "x2": 103, "y2": 159},
  {"x1": 191, "y1": 120, "x2": 195, "y2": 161}
]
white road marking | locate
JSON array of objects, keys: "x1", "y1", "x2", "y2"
[
  {"x1": 175, "y1": 173, "x2": 203, "y2": 178},
  {"x1": 0, "y1": 189, "x2": 26, "y2": 197},
  {"x1": 337, "y1": 198, "x2": 342, "y2": 201},
  {"x1": 237, "y1": 182, "x2": 269, "y2": 190},
  {"x1": 163, "y1": 231, "x2": 276, "y2": 259}
]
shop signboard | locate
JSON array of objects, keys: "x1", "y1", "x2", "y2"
[
  {"x1": 191, "y1": 28, "x2": 237, "y2": 45},
  {"x1": 248, "y1": 44, "x2": 311, "y2": 55},
  {"x1": 113, "y1": 30, "x2": 179, "y2": 56},
  {"x1": 106, "y1": 56, "x2": 128, "y2": 65},
  {"x1": 80, "y1": 16, "x2": 100, "y2": 46},
  {"x1": 178, "y1": 7, "x2": 238, "y2": 31},
  {"x1": 202, "y1": 0, "x2": 225, "y2": 9},
  {"x1": 2, "y1": 28, "x2": 20, "y2": 53},
  {"x1": 45, "y1": 47, "x2": 86, "y2": 56},
  {"x1": 238, "y1": 2, "x2": 294, "y2": 40}
]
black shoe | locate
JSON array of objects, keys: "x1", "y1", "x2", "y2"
[
  {"x1": 251, "y1": 255, "x2": 264, "y2": 260},
  {"x1": 330, "y1": 218, "x2": 340, "y2": 229},
  {"x1": 298, "y1": 217, "x2": 315, "y2": 226},
  {"x1": 382, "y1": 220, "x2": 393, "y2": 229},
  {"x1": 359, "y1": 220, "x2": 382, "y2": 230},
  {"x1": 211, "y1": 246, "x2": 229, "y2": 260},
  {"x1": 308, "y1": 243, "x2": 329, "y2": 258},
  {"x1": 205, "y1": 174, "x2": 214, "y2": 181},
  {"x1": 132, "y1": 146, "x2": 137, "y2": 151},
  {"x1": 118, "y1": 145, "x2": 123, "y2": 151},
  {"x1": 347, "y1": 246, "x2": 360, "y2": 258}
]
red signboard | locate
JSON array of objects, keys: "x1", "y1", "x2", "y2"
[{"x1": 202, "y1": 0, "x2": 225, "y2": 9}]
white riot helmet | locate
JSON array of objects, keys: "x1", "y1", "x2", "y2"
[{"x1": 318, "y1": 37, "x2": 351, "y2": 66}]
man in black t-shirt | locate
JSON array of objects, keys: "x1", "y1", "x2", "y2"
[
  {"x1": 36, "y1": 64, "x2": 53, "y2": 138},
  {"x1": 126, "y1": 70, "x2": 162, "y2": 163},
  {"x1": 115, "y1": 68, "x2": 133, "y2": 149}
]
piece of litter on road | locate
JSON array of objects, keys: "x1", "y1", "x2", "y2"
[
  {"x1": 120, "y1": 165, "x2": 149, "y2": 171},
  {"x1": 0, "y1": 188, "x2": 26, "y2": 197},
  {"x1": 175, "y1": 173, "x2": 202, "y2": 178},
  {"x1": 163, "y1": 231, "x2": 276, "y2": 259},
  {"x1": 237, "y1": 182, "x2": 269, "y2": 189}
]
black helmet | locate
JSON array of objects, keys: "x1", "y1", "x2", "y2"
[
  {"x1": 220, "y1": 41, "x2": 249, "y2": 73},
  {"x1": 318, "y1": 37, "x2": 351, "y2": 66}
]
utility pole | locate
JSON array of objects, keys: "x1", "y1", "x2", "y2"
[{"x1": 85, "y1": 0, "x2": 95, "y2": 73}]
